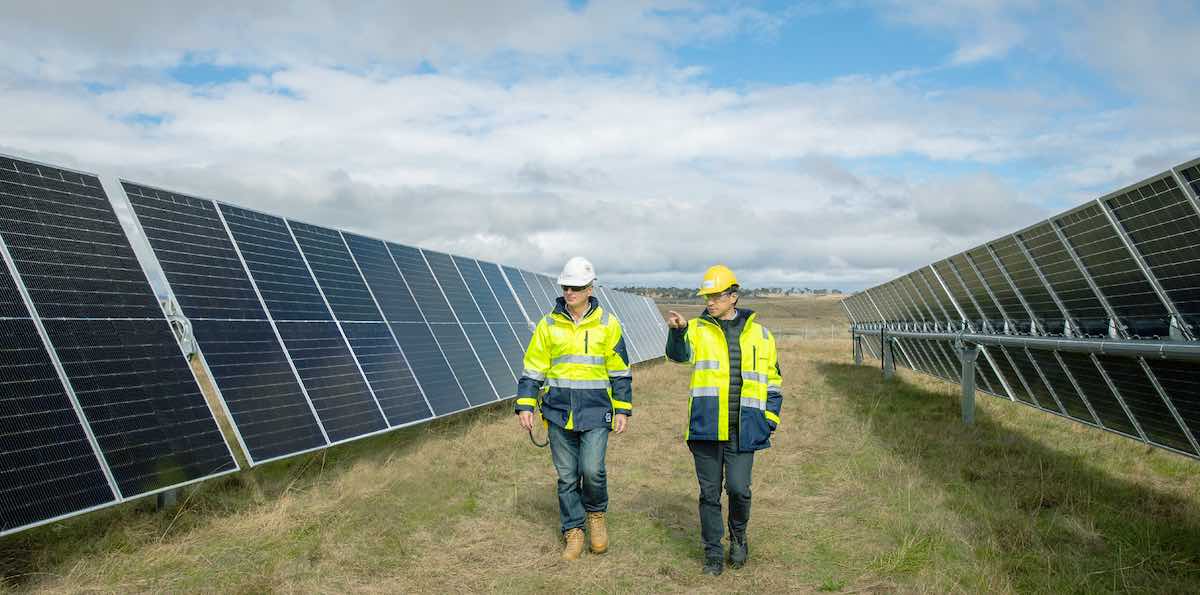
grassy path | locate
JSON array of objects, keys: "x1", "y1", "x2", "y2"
[{"x1": 3, "y1": 334, "x2": 1199, "y2": 593}]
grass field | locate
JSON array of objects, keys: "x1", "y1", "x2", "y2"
[{"x1": 2, "y1": 298, "x2": 1199, "y2": 593}]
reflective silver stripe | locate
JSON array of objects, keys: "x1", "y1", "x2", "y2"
[
  {"x1": 522, "y1": 369, "x2": 546, "y2": 381},
  {"x1": 601, "y1": 311, "x2": 609, "y2": 325},
  {"x1": 691, "y1": 387, "x2": 720, "y2": 397},
  {"x1": 694, "y1": 360, "x2": 721, "y2": 370},
  {"x1": 742, "y1": 371, "x2": 769, "y2": 384},
  {"x1": 544, "y1": 315, "x2": 555, "y2": 326},
  {"x1": 546, "y1": 378, "x2": 610, "y2": 389},
  {"x1": 740, "y1": 397, "x2": 766, "y2": 410},
  {"x1": 552, "y1": 354, "x2": 605, "y2": 366},
  {"x1": 761, "y1": 326, "x2": 768, "y2": 339},
  {"x1": 608, "y1": 368, "x2": 631, "y2": 378},
  {"x1": 767, "y1": 384, "x2": 782, "y2": 394}
]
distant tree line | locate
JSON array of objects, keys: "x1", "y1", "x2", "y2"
[{"x1": 616, "y1": 286, "x2": 843, "y2": 299}]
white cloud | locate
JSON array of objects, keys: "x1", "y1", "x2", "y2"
[{"x1": 2, "y1": 1, "x2": 1199, "y2": 292}]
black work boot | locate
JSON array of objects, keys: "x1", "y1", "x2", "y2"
[
  {"x1": 702, "y1": 556, "x2": 724, "y2": 576},
  {"x1": 728, "y1": 535, "x2": 748, "y2": 569}
]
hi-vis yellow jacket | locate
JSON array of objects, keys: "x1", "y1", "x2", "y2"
[
  {"x1": 515, "y1": 297, "x2": 632, "y2": 430},
  {"x1": 666, "y1": 309, "x2": 782, "y2": 451}
]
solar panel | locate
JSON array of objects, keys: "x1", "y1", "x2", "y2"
[
  {"x1": 453, "y1": 255, "x2": 524, "y2": 380},
  {"x1": 0, "y1": 249, "x2": 115, "y2": 535},
  {"x1": 217, "y1": 204, "x2": 387, "y2": 442},
  {"x1": 288, "y1": 221, "x2": 432, "y2": 427},
  {"x1": 500, "y1": 265, "x2": 541, "y2": 328},
  {"x1": 387, "y1": 243, "x2": 497, "y2": 407},
  {"x1": 522, "y1": 269, "x2": 552, "y2": 311},
  {"x1": 478, "y1": 260, "x2": 532, "y2": 349},
  {"x1": 1, "y1": 163, "x2": 236, "y2": 491},
  {"x1": 1103, "y1": 173, "x2": 1200, "y2": 335},
  {"x1": 342, "y1": 233, "x2": 468, "y2": 416},
  {"x1": 423, "y1": 249, "x2": 514, "y2": 396},
  {"x1": 0, "y1": 157, "x2": 240, "y2": 536},
  {"x1": 848, "y1": 156, "x2": 1200, "y2": 462},
  {"x1": 123, "y1": 183, "x2": 326, "y2": 463}
]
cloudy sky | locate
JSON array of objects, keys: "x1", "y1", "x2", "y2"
[{"x1": 3, "y1": 1, "x2": 1199, "y2": 290}]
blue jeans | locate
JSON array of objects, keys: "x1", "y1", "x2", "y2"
[{"x1": 548, "y1": 423, "x2": 610, "y2": 533}]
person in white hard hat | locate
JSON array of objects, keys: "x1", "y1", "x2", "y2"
[{"x1": 514, "y1": 257, "x2": 633, "y2": 560}]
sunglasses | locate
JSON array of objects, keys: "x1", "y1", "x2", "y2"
[{"x1": 561, "y1": 284, "x2": 593, "y2": 293}]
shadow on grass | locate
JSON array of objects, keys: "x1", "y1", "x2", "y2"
[
  {"x1": 818, "y1": 361, "x2": 1200, "y2": 593},
  {"x1": 0, "y1": 400, "x2": 513, "y2": 589}
]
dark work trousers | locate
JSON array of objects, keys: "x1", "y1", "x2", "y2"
[{"x1": 688, "y1": 429, "x2": 755, "y2": 560}]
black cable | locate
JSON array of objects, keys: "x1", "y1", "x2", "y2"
[{"x1": 528, "y1": 427, "x2": 548, "y2": 448}]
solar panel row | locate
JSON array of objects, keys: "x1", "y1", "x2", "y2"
[
  {"x1": 0, "y1": 156, "x2": 238, "y2": 537},
  {"x1": 122, "y1": 181, "x2": 666, "y2": 467},
  {"x1": 0, "y1": 152, "x2": 666, "y2": 537},
  {"x1": 844, "y1": 156, "x2": 1200, "y2": 461}
]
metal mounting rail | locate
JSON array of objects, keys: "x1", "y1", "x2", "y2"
[{"x1": 849, "y1": 327, "x2": 1200, "y2": 362}]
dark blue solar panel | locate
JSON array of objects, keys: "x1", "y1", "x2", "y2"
[
  {"x1": 522, "y1": 270, "x2": 552, "y2": 313},
  {"x1": 0, "y1": 163, "x2": 236, "y2": 502},
  {"x1": 340, "y1": 322, "x2": 432, "y2": 426},
  {"x1": 477, "y1": 260, "x2": 527, "y2": 326},
  {"x1": 424, "y1": 251, "x2": 484, "y2": 324},
  {"x1": 0, "y1": 167, "x2": 159, "y2": 319},
  {"x1": 425, "y1": 251, "x2": 513, "y2": 392},
  {"x1": 388, "y1": 322, "x2": 469, "y2": 415},
  {"x1": 453, "y1": 256, "x2": 504, "y2": 323},
  {"x1": 341, "y1": 233, "x2": 424, "y2": 323},
  {"x1": 0, "y1": 317, "x2": 115, "y2": 535},
  {"x1": 430, "y1": 324, "x2": 497, "y2": 407},
  {"x1": 122, "y1": 183, "x2": 265, "y2": 320},
  {"x1": 453, "y1": 257, "x2": 525, "y2": 377},
  {"x1": 1096, "y1": 355, "x2": 1195, "y2": 455},
  {"x1": 273, "y1": 321, "x2": 385, "y2": 442},
  {"x1": 44, "y1": 319, "x2": 236, "y2": 496},
  {"x1": 288, "y1": 221, "x2": 383, "y2": 322},
  {"x1": 387, "y1": 243, "x2": 455, "y2": 323},
  {"x1": 1056, "y1": 351, "x2": 1138, "y2": 437},
  {"x1": 218, "y1": 204, "x2": 331, "y2": 322},
  {"x1": 1026, "y1": 349, "x2": 1096, "y2": 424},
  {"x1": 501, "y1": 265, "x2": 541, "y2": 325},
  {"x1": 341, "y1": 235, "x2": 468, "y2": 416},
  {"x1": 191, "y1": 319, "x2": 326, "y2": 462}
]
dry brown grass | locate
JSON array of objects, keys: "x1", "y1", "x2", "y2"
[{"x1": 6, "y1": 298, "x2": 1200, "y2": 593}]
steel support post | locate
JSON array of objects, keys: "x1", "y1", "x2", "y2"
[{"x1": 959, "y1": 343, "x2": 979, "y2": 426}]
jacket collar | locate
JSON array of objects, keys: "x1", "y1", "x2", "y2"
[
  {"x1": 697, "y1": 307, "x2": 757, "y2": 332},
  {"x1": 553, "y1": 296, "x2": 600, "y2": 324}
]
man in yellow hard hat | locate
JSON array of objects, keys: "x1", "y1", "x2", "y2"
[
  {"x1": 515, "y1": 256, "x2": 632, "y2": 561},
  {"x1": 665, "y1": 265, "x2": 782, "y2": 576}
]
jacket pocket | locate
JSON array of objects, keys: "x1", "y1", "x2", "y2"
[{"x1": 742, "y1": 408, "x2": 772, "y2": 450}]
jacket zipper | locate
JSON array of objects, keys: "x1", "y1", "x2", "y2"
[{"x1": 585, "y1": 331, "x2": 589, "y2": 354}]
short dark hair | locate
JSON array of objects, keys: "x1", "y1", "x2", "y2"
[{"x1": 727, "y1": 284, "x2": 740, "y2": 305}]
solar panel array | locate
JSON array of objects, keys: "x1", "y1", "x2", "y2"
[
  {"x1": 122, "y1": 181, "x2": 668, "y2": 467},
  {"x1": 0, "y1": 156, "x2": 237, "y2": 537},
  {"x1": 844, "y1": 156, "x2": 1200, "y2": 460},
  {"x1": 0, "y1": 152, "x2": 666, "y2": 537}
]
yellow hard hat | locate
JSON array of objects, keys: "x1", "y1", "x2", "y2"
[{"x1": 697, "y1": 265, "x2": 738, "y2": 296}]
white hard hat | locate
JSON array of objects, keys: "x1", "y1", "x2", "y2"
[{"x1": 557, "y1": 256, "x2": 596, "y2": 286}]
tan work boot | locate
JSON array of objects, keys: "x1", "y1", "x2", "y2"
[
  {"x1": 562, "y1": 528, "x2": 585, "y2": 560},
  {"x1": 586, "y1": 511, "x2": 609, "y2": 554}
]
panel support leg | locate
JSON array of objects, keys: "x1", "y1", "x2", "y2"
[
  {"x1": 157, "y1": 489, "x2": 179, "y2": 510},
  {"x1": 959, "y1": 342, "x2": 979, "y2": 426},
  {"x1": 881, "y1": 328, "x2": 895, "y2": 380}
]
